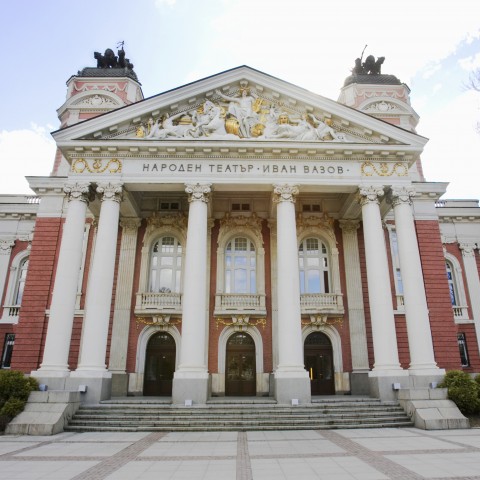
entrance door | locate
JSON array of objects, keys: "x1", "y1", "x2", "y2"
[
  {"x1": 226, "y1": 332, "x2": 256, "y2": 396},
  {"x1": 304, "y1": 332, "x2": 335, "y2": 395},
  {"x1": 143, "y1": 332, "x2": 175, "y2": 396}
]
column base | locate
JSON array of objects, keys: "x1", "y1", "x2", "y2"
[
  {"x1": 349, "y1": 371, "x2": 370, "y2": 395},
  {"x1": 30, "y1": 371, "x2": 69, "y2": 391},
  {"x1": 274, "y1": 370, "x2": 311, "y2": 405},
  {"x1": 172, "y1": 372, "x2": 210, "y2": 405},
  {"x1": 111, "y1": 373, "x2": 129, "y2": 397},
  {"x1": 368, "y1": 371, "x2": 409, "y2": 401},
  {"x1": 67, "y1": 371, "x2": 112, "y2": 404}
]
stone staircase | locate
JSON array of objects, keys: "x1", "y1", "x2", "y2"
[{"x1": 64, "y1": 397, "x2": 413, "y2": 432}]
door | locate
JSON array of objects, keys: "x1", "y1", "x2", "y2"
[
  {"x1": 143, "y1": 332, "x2": 176, "y2": 396},
  {"x1": 225, "y1": 332, "x2": 256, "y2": 396},
  {"x1": 304, "y1": 332, "x2": 335, "y2": 395}
]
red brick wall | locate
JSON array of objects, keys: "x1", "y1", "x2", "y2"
[
  {"x1": 416, "y1": 220, "x2": 461, "y2": 370},
  {"x1": 10, "y1": 218, "x2": 63, "y2": 372},
  {"x1": 357, "y1": 225, "x2": 374, "y2": 368},
  {"x1": 335, "y1": 222, "x2": 352, "y2": 372}
]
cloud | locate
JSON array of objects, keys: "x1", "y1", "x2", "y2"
[
  {"x1": 420, "y1": 90, "x2": 480, "y2": 199},
  {"x1": 458, "y1": 53, "x2": 480, "y2": 71},
  {"x1": 0, "y1": 126, "x2": 55, "y2": 194},
  {"x1": 154, "y1": 0, "x2": 177, "y2": 7}
]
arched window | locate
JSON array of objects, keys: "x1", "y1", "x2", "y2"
[
  {"x1": 299, "y1": 237, "x2": 330, "y2": 294},
  {"x1": 14, "y1": 257, "x2": 29, "y2": 306},
  {"x1": 446, "y1": 260, "x2": 459, "y2": 306},
  {"x1": 225, "y1": 237, "x2": 256, "y2": 294},
  {"x1": 149, "y1": 236, "x2": 182, "y2": 293}
]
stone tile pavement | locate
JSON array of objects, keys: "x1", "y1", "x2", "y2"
[{"x1": 1, "y1": 428, "x2": 480, "y2": 479}]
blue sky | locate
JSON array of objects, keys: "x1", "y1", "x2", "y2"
[{"x1": 1, "y1": 0, "x2": 479, "y2": 199}]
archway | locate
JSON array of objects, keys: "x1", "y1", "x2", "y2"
[
  {"x1": 143, "y1": 332, "x2": 176, "y2": 396},
  {"x1": 225, "y1": 332, "x2": 256, "y2": 396},
  {"x1": 304, "y1": 332, "x2": 335, "y2": 395}
]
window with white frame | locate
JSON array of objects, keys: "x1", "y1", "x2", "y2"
[
  {"x1": 13, "y1": 257, "x2": 28, "y2": 306},
  {"x1": 457, "y1": 333, "x2": 470, "y2": 367},
  {"x1": 149, "y1": 236, "x2": 182, "y2": 293},
  {"x1": 446, "y1": 260, "x2": 459, "y2": 306},
  {"x1": 1, "y1": 333, "x2": 14, "y2": 368},
  {"x1": 298, "y1": 237, "x2": 330, "y2": 294},
  {"x1": 225, "y1": 237, "x2": 256, "y2": 294}
]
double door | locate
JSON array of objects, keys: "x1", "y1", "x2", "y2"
[{"x1": 304, "y1": 332, "x2": 335, "y2": 395}]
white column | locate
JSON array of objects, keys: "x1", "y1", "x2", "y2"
[
  {"x1": 0, "y1": 240, "x2": 15, "y2": 306},
  {"x1": 273, "y1": 184, "x2": 310, "y2": 404},
  {"x1": 358, "y1": 186, "x2": 403, "y2": 375},
  {"x1": 339, "y1": 220, "x2": 369, "y2": 373},
  {"x1": 390, "y1": 186, "x2": 440, "y2": 374},
  {"x1": 34, "y1": 182, "x2": 91, "y2": 375},
  {"x1": 173, "y1": 183, "x2": 211, "y2": 404},
  {"x1": 108, "y1": 218, "x2": 141, "y2": 375},
  {"x1": 74, "y1": 182, "x2": 123, "y2": 375},
  {"x1": 459, "y1": 243, "x2": 480, "y2": 352}
]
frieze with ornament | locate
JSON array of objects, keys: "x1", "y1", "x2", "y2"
[
  {"x1": 72, "y1": 158, "x2": 122, "y2": 174},
  {"x1": 146, "y1": 213, "x2": 188, "y2": 236},
  {"x1": 361, "y1": 161, "x2": 408, "y2": 177},
  {"x1": 218, "y1": 213, "x2": 264, "y2": 248},
  {"x1": 72, "y1": 94, "x2": 119, "y2": 107}
]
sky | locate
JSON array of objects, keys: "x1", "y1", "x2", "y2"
[{"x1": 1, "y1": 0, "x2": 479, "y2": 200}]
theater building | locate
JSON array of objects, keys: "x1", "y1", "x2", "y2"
[{"x1": 1, "y1": 50, "x2": 480, "y2": 405}]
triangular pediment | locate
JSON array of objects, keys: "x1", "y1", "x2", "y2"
[{"x1": 53, "y1": 66, "x2": 427, "y2": 158}]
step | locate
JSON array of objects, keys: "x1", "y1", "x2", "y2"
[{"x1": 65, "y1": 399, "x2": 413, "y2": 432}]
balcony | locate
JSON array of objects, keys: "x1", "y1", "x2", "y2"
[
  {"x1": 135, "y1": 292, "x2": 182, "y2": 315},
  {"x1": 300, "y1": 293, "x2": 344, "y2": 315},
  {"x1": 0, "y1": 305, "x2": 20, "y2": 324},
  {"x1": 453, "y1": 305, "x2": 469, "y2": 321},
  {"x1": 214, "y1": 293, "x2": 267, "y2": 316}
]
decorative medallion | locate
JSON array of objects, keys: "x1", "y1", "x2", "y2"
[{"x1": 72, "y1": 158, "x2": 122, "y2": 174}]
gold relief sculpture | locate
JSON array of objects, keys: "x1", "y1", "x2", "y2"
[
  {"x1": 216, "y1": 316, "x2": 267, "y2": 330},
  {"x1": 225, "y1": 116, "x2": 240, "y2": 135},
  {"x1": 72, "y1": 158, "x2": 122, "y2": 174},
  {"x1": 135, "y1": 316, "x2": 181, "y2": 329},
  {"x1": 361, "y1": 161, "x2": 408, "y2": 177},
  {"x1": 301, "y1": 315, "x2": 343, "y2": 328}
]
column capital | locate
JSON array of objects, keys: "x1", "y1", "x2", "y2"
[
  {"x1": 0, "y1": 239, "x2": 15, "y2": 255},
  {"x1": 339, "y1": 219, "x2": 360, "y2": 234},
  {"x1": 273, "y1": 184, "x2": 299, "y2": 204},
  {"x1": 64, "y1": 182, "x2": 91, "y2": 203},
  {"x1": 185, "y1": 183, "x2": 212, "y2": 203},
  {"x1": 357, "y1": 185, "x2": 384, "y2": 206},
  {"x1": 459, "y1": 243, "x2": 477, "y2": 257},
  {"x1": 97, "y1": 182, "x2": 123, "y2": 203},
  {"x1": 388, "y1": 186, "x2": 416, "y2": 207},
  {"x1": 120, "y1": 217, "x2": 141, "y2": 232}
]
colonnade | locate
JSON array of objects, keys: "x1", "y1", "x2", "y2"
[{"x1": 33, "y1": 181, "x2": 442, "y2": 403}]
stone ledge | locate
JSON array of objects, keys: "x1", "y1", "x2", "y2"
[
  {"x1": 397, "y1": 388, "x2": 469, "y2": 430},
  {"x1": 5, "y1": 390, "x2": 81, "y2": 436}
]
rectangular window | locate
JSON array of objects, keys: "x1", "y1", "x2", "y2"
[
  {"x1": 1, "y1": 333, "x2": 15, "y2": 369},
  {"x1": 458, "y1": 333, "x2": 470, "y2": 367}
]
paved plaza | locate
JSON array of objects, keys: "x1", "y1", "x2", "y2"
[{"x1": 1, "y1": 428, "x2": 480, "y2": 479}]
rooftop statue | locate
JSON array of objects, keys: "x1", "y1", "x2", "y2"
[
  {"x1": 351, "y1": 54, "x2": 385, "y2": 75},
  {"x1": 94, "y1": 42, "x2": 134, "y2": 70}
]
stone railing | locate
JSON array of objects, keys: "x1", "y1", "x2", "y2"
[
  {"x1": 300, "y1": 293, "x2": 344, "y2": 314},
  {"x1": 214, "y1": 293, "x2": 267, "y2": 315},
  {"x1": 135, "y1": 292, "x2": 182, "y2": 314},
  {"x1": 453, "y1": 305, "x2": 469, "y2": 321},
  {"x1": 395, "y1": 294, "x2": 405, "y2": 312}
]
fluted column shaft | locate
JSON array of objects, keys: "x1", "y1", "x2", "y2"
[
  {"x1": 36, "y1": 182, "x2": 90, "y2": 374},
  {"x1": 108, "y1": 218, "x2": 141, "y2": 373},
  {"x1": 460, "y1": 244, "x2": 480, "y2": 352},
  {"x1": 75, "y1": 182, "x2": 123, "y2": 374},
  {"x1": 176, "y1": 183, "x2": 211, "y2": 374},
  {"x1": 359, "y1": 186, "x2": 402, "y2": 374},
  {"x1": 390, "y1": 187, "x2": 439, "y2": 373},
  {"x1": 339, "y1": 220, "x2": 369, "y2": 372}
]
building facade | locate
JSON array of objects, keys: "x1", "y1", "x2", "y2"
[{"x1": 1, "y1": 50, "x2": 480, "y2": 404}]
